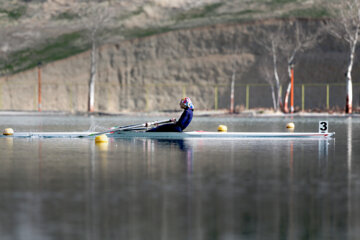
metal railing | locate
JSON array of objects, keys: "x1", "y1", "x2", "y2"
[
  {"x1": 212, "y1": 83, "x2": 360, "y2": 111},
  {"x1": 0, "y1": 80, "x2": 358, "y2": 112}
]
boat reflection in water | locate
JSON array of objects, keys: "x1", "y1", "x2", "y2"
[
  {"x1": 2, "y1": 131, "x2": 356, "y2": 240},
  {"x1": 87, "y1": 138, "x2": 200, "y2": 240},
  {"x1": 85, "y1": 137, "x2": 340, "y2": 240},
  {"x1": 141, "y1": 139, "x2": 194, "y2": 175}
]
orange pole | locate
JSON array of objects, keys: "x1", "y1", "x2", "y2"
[
  {"x1": 290, "y1": 67, "x2": 294, "y2": 113},
  {"x1": 38, "y1": 65, "x2": 41, "y2": 112}
]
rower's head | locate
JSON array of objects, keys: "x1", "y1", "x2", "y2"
[{"x1": 180, "y1": 97, "x2": 194, "y2": 110}]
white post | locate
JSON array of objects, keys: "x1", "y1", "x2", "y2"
[
  {"x1": 88, "y1": 40, "x2": 96, "y2": 112},
  {"x1": 230, "y1": 70, "x2": 235, "y2": 113},
  {"x1": 346, "y1": 76, "x2": 353, "y2": 114}
]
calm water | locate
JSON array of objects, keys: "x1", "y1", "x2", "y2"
[{"x1": 0, "y1": 115, "x2": 359, "y2": 240}]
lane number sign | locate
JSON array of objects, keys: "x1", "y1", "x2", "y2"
[{"x1": 319, "y1": 121, "x2": 328, "y2": 133}]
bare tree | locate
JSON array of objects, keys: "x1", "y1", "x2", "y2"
[
  {"x1": 282, "y1": 20, "x2": 323, "y2": 113},
  {"x1": 229, "y1": 60, "x2": 236, "y2": 113},
  {"x1": 326, "y1": 0, "x2": 360, "y2": 114},
  {"x1": 256, "y1": 23, "x2": 287, "y2": 112},
  {"x1": 79, "y1": 2, "x2": 115, "y2": 112},
  {"x1": 259, "y1": 57, "x2": 277, "y2": 109}
]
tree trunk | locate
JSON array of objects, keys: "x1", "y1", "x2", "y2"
[
  {"x1": 283, "y1": 61, "x2": 295, "y2": 113},
  {"x1": 270, "y1": 85, "x2": 277, "y2": 110},
  {"x1": 88, "y1": 40, "x2": 96, "y2": 112},
  {"x1": 283, "y1": 82, "x2": 291, "y2": 113},
  {"x1": 271, "y1": 41, "x2": 281, "y2": 111},
  {"x1": 346, "y1": 72, "x2": 353, "y2": 114},
  {"x1": 345, "y1": 40, "x2": 356, "y2": 114},
  {"x1": 230, "y1": 69, "x2": 235, "y2": 113}
]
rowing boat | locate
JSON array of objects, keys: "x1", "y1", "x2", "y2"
[
  {"x1": 112, "y1": 131, "x2": 335, "y2": 139},
  {"x1": 0, "y1": 131, "x2": 335, "y2": 139}
]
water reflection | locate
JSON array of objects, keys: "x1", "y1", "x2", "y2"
[
  {"x1": 84, "y1": 138, "x2": 338, "y2": 240},
  {"x1": 347, "y1": 117, "x2": 352, "y2": 172},
  {"x1": 0, "y1": 121, "x2": 357, "y2": 240},
  {"x1": 150, "y1": 139, "x2": 193, "y2": 173},
  {"x1": 318, "y1": 139, "x2": 329, "y2": 166},
  {"x1": 346, "y1": 117, "x2": 355, "y2": 239}
]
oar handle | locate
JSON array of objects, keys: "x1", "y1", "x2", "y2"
[
  {"x1": 87, "y1": 119, "x2": 172, "y2": 137},
  {"x1": 145, "y1": 118, "x2": 175, "y2": 127}
]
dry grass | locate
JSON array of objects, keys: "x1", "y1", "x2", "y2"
[{"x1": 0, "y1": 0, "x2": 329, "y2": 75}]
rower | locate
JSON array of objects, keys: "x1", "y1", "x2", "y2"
[{"x1": 147, "y1": 97, "x2": 194, "y2": 132}]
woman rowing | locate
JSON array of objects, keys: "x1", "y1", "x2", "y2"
[{"x1": 147, "y1": 97, "x2": 194, "y2": 132}]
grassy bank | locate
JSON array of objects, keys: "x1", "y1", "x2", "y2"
[{"x1": 0, "y1": 0, "x2": 330, "y2": 75}]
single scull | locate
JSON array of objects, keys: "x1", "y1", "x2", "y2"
[{"x1": 0, "y1": 131, "x2": 335, "y2": 139}]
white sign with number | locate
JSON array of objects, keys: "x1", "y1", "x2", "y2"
[{"x1": 319, "y1": 121, "x2": 328, "y2": 133}]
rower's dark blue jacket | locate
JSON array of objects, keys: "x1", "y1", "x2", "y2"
[{"x1": 147, "y1": 108, "x2": 193, "y2": 132}]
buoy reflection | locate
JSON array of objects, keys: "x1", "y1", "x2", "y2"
[{"x1": 96, "y1": 142, "x2": 109, "y2": 152}]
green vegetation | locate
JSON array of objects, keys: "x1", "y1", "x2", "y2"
[
  {"x1": 3, "y1": 32, "x2": 89, "y2": 74},
  {"x1": 0, "y1": 5, "x2": 26, "y2": 20},
  {"x1": 123, "y1": 26, "x2": 173, "y2": 39},
  {"x1": 264, "y1": 0, "x2": 299, "y2": 11},
  {"x1": 282, "y1": 8, "x2": 330, "y2": 18},
  {"x1": 203, "y1": 2, "x2": 223, "y2": 14},
  {"x1": 215, "y1": 9, "x2": 263, "y2": 22},
  {"x1": 53, "y1": 11, "x2": 80, "y2": 20},
  {"x1": 114, "y1": 6, "x2": 144, "y2": 22},
  {"x1": 174, "y1": 2, "x2": 224, "y2": 21},
  {"x1": 233, "y1": 9, "x2": 263, "y2": 16},
  {"x1": 271, "y1": 0, "x2": 298, "y2": 3},
  {"x1": 0, "y1": 1, "x2": 331, "y2": 76}
]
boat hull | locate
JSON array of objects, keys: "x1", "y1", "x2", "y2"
[
  {"x1": 0, "y1": 131, "x2": 335, "y2": 139},
  {"x1": 113, "y1": 131, "x2": 334, "y2": 139}
]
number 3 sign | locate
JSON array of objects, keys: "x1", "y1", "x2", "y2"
[{"x1": 319, "y1": 121, "x2": 328, "y2": 133}]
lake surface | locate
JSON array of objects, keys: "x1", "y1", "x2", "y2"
[{"x1": 0, "y1": 115, "x2": 359, "y2": 240}]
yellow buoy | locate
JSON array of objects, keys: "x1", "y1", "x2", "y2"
[
  {"x1": 286, "y1": 122, "x2": 295, "y2": 129},
  {"x1": 3, "y1": 128, "x2": 14, "y2": 135},
  {"x1": 217, "y1": 125, "x2": 228, "y2": 132},
  {"x1": 95, "y1": 134, "x2": 108, "y2": 143}
]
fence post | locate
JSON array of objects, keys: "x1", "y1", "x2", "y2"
[
  {"x1": 214, "y1": 86, "x2": 218, "y2": 110},
  {"x1": 246, "y1": 84, "x2": 250, "y2": 110},
  {"x1": 0, "y1": 82, "x2": 2, "y2": 110},
  {"x1": 38, "y1": 63, "x2": 42, "y2": 112},
  {"x1": 290, "y1": 65, "x2": 294, "y2": 113},
  {"x1": 326, "y1": 84, "x2": 330, "y2": 110},
  {"x1": 302, "y1": 84, "x2": 305, "y2": 111},
  {"x1": 34, "y1": 84, "x2": 37, "y2": 110},
  {"x1": 68, "y1": 83, "x2": 73, "y2": 112}
]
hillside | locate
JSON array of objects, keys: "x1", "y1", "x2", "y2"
[
  {"x1": 1, "y1": 0, "x2": 357, "y2": 113},
  {"x1": 0, "y1": 0, "x2": 329, "y2": 75}
]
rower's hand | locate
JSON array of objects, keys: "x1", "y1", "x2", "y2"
[{"x1": 171, "y1": 118, "x2": 176, "y2": 123}]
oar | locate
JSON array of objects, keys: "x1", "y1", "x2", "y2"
[{"x1": 84, "y1": 119, "x2": 172, "y2": 137}]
